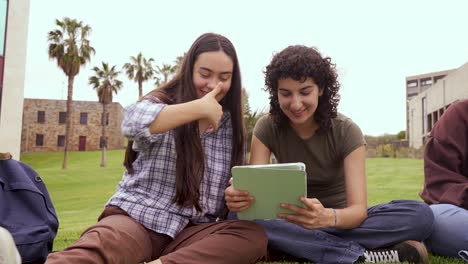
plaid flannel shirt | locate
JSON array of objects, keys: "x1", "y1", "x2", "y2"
[{"x1": 107, "y1": 99, "x2": 233, "y2": 238}]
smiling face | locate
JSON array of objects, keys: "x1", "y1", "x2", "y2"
[
  {"x1": 277, "y1": 77, "x2": 323, "y2": 130},
  {"x1": 192, "y1": 51, "x2": 234, "y2": 101}
]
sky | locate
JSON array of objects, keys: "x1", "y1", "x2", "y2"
[{"x1": 23, "y1": 0, "x2": 468, "y2": 136}]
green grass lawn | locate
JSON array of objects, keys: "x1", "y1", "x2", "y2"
[{"x1": 20, "y1": 151, "x2": 464, "y2": 264}]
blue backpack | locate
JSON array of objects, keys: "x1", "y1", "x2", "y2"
[{"x1": 0, "y1": 155, "x2": 59, "y2": 263}]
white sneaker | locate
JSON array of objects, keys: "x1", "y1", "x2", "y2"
[{"x1": 0, "y1": 227, "x2": 21, "y2": 264}]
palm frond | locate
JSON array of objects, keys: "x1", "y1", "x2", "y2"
[
  {"x1": 123, "y1": 52, "x2": 155, "y2": 85},
  {"x1": 89, "y1": 61, "x2": 123, "y2": 104},
  {"x1": 47, "y1": 17, "x2": 94, "y2": 77}
]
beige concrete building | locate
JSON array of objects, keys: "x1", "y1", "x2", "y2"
[
  {"x1": 407, "y1": 63, "x2": 468, "y2": 148},
  {"x1": 405, "y1": 68, "x2": 455, "y2": 143},
  {"x1": 21, "y1": 99, "x2": 125, "y2": 152},
  {"x1": 0, "y1": 0, "x2": 30, "y2": 159}
]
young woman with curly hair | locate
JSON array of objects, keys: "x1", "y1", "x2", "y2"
[{"x1": 225, "y1": 45, "x2": 433, "y2": 264}]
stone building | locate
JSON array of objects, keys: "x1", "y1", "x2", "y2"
[{"x1": 21, "y1": 98, "x2": 125, "y2": 152}]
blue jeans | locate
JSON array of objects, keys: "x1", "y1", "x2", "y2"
[
  {"x1": 232, "y1": 200, "x2": 434, "y2": 264},
  {"x1": 424, "y1": 204, "x2": 468, "y2": 261}
]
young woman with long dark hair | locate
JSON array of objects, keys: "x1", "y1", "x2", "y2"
[{"x1": 47, "y1": 33, "x2": 267, "y2": 264}]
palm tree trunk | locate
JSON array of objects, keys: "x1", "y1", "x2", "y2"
[
  {"x1": 100, "y1": 102, "x2": 107, "y2": 167},
  {"x1": 138, "y1": 80, "x2": 143, "y2": 99},
  {"x1": 62, "y1": 75, "x2": 74, "y2": 169}
]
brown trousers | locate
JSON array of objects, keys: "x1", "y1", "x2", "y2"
[{"x1": 46, "y1": 206, "x2": 267, "y2": 264}]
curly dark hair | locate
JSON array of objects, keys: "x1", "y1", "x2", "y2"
[{"x1": 264, "y1": 45, "x2": 340, "y2": 133}]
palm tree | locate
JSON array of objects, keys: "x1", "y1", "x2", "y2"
[
  {"x1": 173, "y1": 53, "x2": 186, "y2": 72},
  {"x1": 48, "y1": 17, "x2": 95, "y2": 169},
  {"x1": 89, "y1": 62, "x2": 122, "y2": 167},
  {"x1": 242, "y1": 88, "x2": 263, "y2": 151},
  {"x1": 242, "y1": 87, "x2": 252, "y2": 117},
  {"x1": 155, "y1": 63, "x2": 177, "y2": 86},
  {"x1": 245, "y1": 110, "x2": 262, "y2": 152},
  {"x1": 123, "y1": 52, "x2": 155, "y2": 99}
]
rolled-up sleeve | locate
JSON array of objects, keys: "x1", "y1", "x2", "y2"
[{"x1": 121, "y1": 100, "x2": 167, "y2": 150}]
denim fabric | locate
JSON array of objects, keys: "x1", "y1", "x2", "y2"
[
  {"x1": 425, "y1": 204, "x2": 468, "y2": 261},
  {"x1": 231, "y1": 200, "x2": 434, "y2": 264}
]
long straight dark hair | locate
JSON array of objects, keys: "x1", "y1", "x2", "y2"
[{"x1": 124, "y1": 33, "x2": 245, "y2": 211}]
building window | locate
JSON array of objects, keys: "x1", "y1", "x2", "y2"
[
  {"x1": 57, "y1": 135, "x2": 65, "y2": 147},
  {"x1": 422, "y1": 97, "x2": 427, "y2": 135},
  {"x1": 80, "y1": 112, "x2": 88, "y2": 124},
  {"x1": 406, "y1": 80, "x2": 418, "y2": 88},
  {"x1": 438, "y1": 108, "x2": 444, "y2": 118},
  {"x1": 420, "y1": 78, "x2": 433, "y2": 86},
  {"x1": 433, "y1": 111, "x2": 439, "y2": 124},
  {"x1": 59, "y1": 111, "x2": 66, "y2": 124},
  {"x1": 407, "y1": 86, "x2": 418, "y2": 96},
  {"x1": 37, "y1": 111, "x2": 45, "y2": 123},
  {"x1": 101, "y1": 112, "x2": 109, "y2": 126},
  {"x1": 427, "y1": 113, "x2": 432, "y2": 133},
  {"x1": 36, "y1": 134, "x2": 44, "y2": 146}
]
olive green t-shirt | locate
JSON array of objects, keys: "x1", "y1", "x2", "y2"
[{"x1": 254, "y1": 114, "x2": 366, "y2": 209}]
